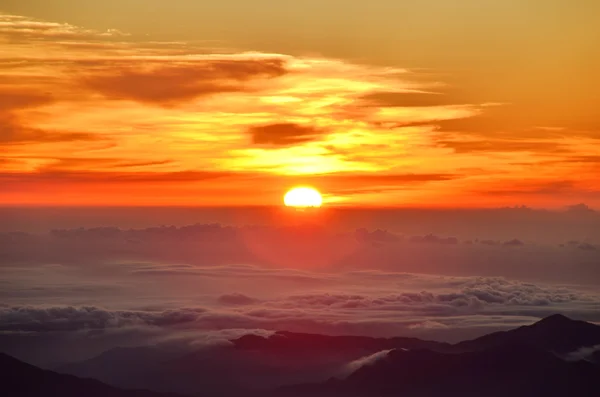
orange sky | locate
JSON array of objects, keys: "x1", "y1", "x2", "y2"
[{"x1": 1, "y1": 2, "x2": 599, "y2": 207}]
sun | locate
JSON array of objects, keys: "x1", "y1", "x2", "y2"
[{"x1": 284, "y1": 187, "x2": 323, "y2": 208}]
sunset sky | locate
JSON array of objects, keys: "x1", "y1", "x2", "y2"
[{"x1": 1, "y1": 0, "x2": 599, "y2": 207}]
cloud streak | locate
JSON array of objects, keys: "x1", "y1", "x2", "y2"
[
  {"x1": 249, "y1": 123, "x2": 323, "y2": 146},
  {"x1": 0, "y1": 306, "x2": 206, "y2": 332},
  {"x1": 0, "y1": 14, "x2": 127, "y2": 40},
  {"x1": 341, "y1": 349, "x2": 393, "y2": 377},
  {"x1": 83, "y1": 59, "x2": 287, "y2": 105}
]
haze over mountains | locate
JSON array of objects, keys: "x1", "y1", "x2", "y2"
[
  {"x1": 3, "y1": 206, "x2": 600, "y2": 244},
  {"x1": 283, "y1": 345, "x2": 600, "y2": 397},
  {"x1": 2, "y1": 315, "x2": 589, "y2": 397},
  {"x1": 1, "y1": 353, "x2": 183, "y2": 397},
  {"x1": 2, "y1": 208, "x2": 599, "y2": 396}
]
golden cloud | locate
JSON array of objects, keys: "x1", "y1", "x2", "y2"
[{"x1": 1, "y1": 12, "x2": 598, "y2": 207}]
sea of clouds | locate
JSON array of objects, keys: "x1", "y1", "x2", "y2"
[{"x1": 1, "y1": 208, "x2": 599, "y2": 366}]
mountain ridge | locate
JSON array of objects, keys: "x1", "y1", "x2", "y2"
[
  {"x1": 453, "y1": 313, "x2": 600, "y2": 353},
  {"x1": 280, "y1": 342, "x2": 600, "y2": 397},
  {"x1": 12, "y1": 314, "x2": 600, "y2": 397},
  {"x1": 0, "y1": 352, "x2": 186, "y2": 397}
]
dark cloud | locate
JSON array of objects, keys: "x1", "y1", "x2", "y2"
[
  {"x1": 565, "y1": 203, "x2": 597, "y2": 214},
  {"x1": 578, "y1": 243, "x2": 597, "y2": 251},
  {"x1": 473, "y1": 180, "x2": 582, "y2": 197},
  {"x1": 83, "y1": 59, "x2": 287, "y2": 105},
  {"x1": 40, "y1": 157, "x2": 174, "y2": 171},
  {"x1": 218, "y1": 293, "x2": 259, "y2": 306},
  {"x1": 0, "y1": 115, "x2": 99, "y2": 145},
  {"x1": 294, "y1": 173, "x2": 460, "y2": 196},
  {"x1": 479, "y1": 239, "x2": 499, "y2": 246},
  {"x1": 409, "y1": 234, "x2": 459, "y2": 245},
  {"x1": 322, "y1": 173, "x2": 458, "y2": 185},
  {"x1": 249, "y1": 123, "x2": 322, "y2": 146},
  {"x1": 0, "y1": 89, "x2": 97, "y2": 145},
  {"x1": 361, "y1": 91, "x2": 464, "y2": 108},
  {"x1": 0, "y1": 169, "x2": 459, "y2": 198},
  {"x1": 354, "y1": 228, "x2": 400, "y2": 243},
  {"x1": 129, "y1": 264, "x2": 333, "y2": 284},
  {"x1": 542, "y1": 155, "x2": 600, "y2": 165},
  {"x1": 0, "y1": 170, "x2": 242, "y2": 185},
  {"x1": 503, "y1": 239, "x2": 525, "y2": 247}
]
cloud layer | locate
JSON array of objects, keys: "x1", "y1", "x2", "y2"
[
  {"x1": 2, "y1": 243, "x2": 599, "y2": 338},
  {"x1": 0, "y1": 216, "x2": 599, "y2": 366}
]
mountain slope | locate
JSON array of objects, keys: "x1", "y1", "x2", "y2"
[
  {"x1": 58, "y1": 345, "x2": 185, "y2": 386},
  {"x1": 282, "y1": 345, "x2": 600, "y2": 397},
  {"x1": 57, "y1": 332, "x2": 449, "y2": 395},
  {"x1": 233, "y1": 330, "x2": 449, "y2": 354},
  {"x1": 50, "y1": 315, "x2": 600, "y2": 397},
  {"x1": 0, "y1": 353, "x2": 185, "y2": 397},
  {"x1": 454, "y1": 314, "x2": 600, "y2": 353}
]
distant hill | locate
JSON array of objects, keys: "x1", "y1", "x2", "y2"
[
  {"x1": 281, "y1": 344, "x2": 600, "y2": 397},
  {"x1": 233, "y1": 330, "x2": 450, "y2": 354},
  {"x1": 278, "y1": 315, "x2": 600, "y2": 397},
  {"x1": 57, "y1": 331, "x2": 450, "y2": 395},
  {"x1": 52, "y1": 314, "x2": 600, "y2": 397},
  {"x1": 453, "y1": 314, "x2": 600, "y2": 353},
  {"x1": 0, "y1": 352, "x2": 185, "y2": 397},
  {"x1": 57, "y1": 345, "x2": 184, "y2": 387}
]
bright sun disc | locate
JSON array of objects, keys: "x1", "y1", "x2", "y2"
[{"x1": 284, "y1": 187, "x2": 323, "y2": 208}]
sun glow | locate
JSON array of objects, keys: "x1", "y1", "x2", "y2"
[{"x1": 283, "y1": 187, "x2": 323, "y2": 208}]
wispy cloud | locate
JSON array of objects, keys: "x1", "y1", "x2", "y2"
[
  {"x1": 0, "y1": 14, "x2": 127, "y2": 40},
  {"x1": 82, "y1": 59, "x2": 287, "y2": 105},
  {"x1": 248, "y1": 123, "x2": 324, "y2": 146}
]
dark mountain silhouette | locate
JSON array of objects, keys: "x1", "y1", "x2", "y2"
[
  {"x1": 281, "y1": 345, "x2": 600, "y2": 397},
  {"x1": 59, "y1": 341, "x2": 373, "y2": 397},
  {"x1": 124, "y1": 346, "x2": 283, "y2": 397},
  {"x1": 233, "y1": 330, "x2": 450, "y2": 354},
  {"x1": 50, "y1": 315, "x2": 600, "y2": 397},
  {"x1": 232, "y1": 315, "x2": 600, "y2": 357},
  {"x1": 0, "y1": 352, "x2": 185, "y2": 397},
  {"x1": 57, "y1": 331, "x2": 450, "y2": 395},
  {"x1": 59, "y1": 345, "x2": 255, "y2": 397},
  {"x1": 58, "y1": 345, "x2": 186, "y2": 387},
  {"x1": 277, "y1": 315, "x2": 600, "y2": 397},
  {"x1": 454, "y1": 314, "x2": 600, "y2": 353}
]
